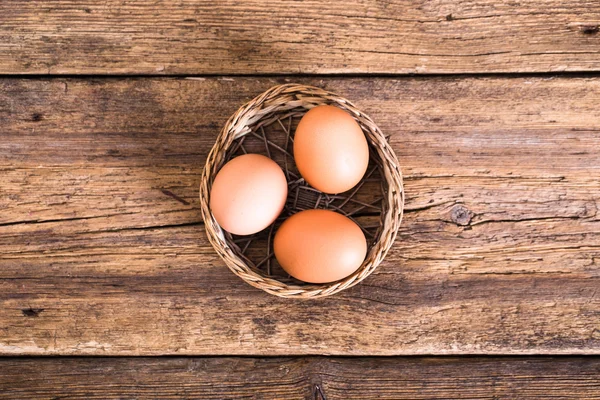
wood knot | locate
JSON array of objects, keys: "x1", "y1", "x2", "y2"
[
  {"x1": 451, "y1": 205, "x2": 473, "y2": 226},
  {"x1": 445, "y1": 14, "x2": 454, "y2": 21},
  {"x1": 580, "y1": 24, "x2": 599, "y2": 34},
  {"x1": 31, "y1": 113, "x2": 43, "y2": 122},
  {"x1": 22, "y1": 308, "x2": 44, "y2": 317}
]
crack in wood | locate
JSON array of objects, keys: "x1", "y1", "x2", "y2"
[{"x1": 160, "y1": 189, "x2": 190, "y2": 205}]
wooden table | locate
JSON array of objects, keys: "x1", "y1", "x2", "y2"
[{"x1": 1, "y1": 1, "x2": 600, "y2": 398}]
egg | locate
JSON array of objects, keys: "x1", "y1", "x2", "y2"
[
  {"x1": 294, "y1": 105, "x2": 369, "y2": 194},
  {"x1": 274, "y1": 209, "x2": 367, "y2": 283},
  {"x1": 210, "y1": 154, "x2": 287, "y2": 235}
]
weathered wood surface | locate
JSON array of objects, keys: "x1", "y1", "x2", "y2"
[
  {"x1": 1, "y1": 77, "x2": 599, "y2": 355},
  {"x1": 2, "y1": 1, "x2": 600, "y2": 75},
  {"x1": 1, "y1": 357, "x2": 600, "y2": 399}
]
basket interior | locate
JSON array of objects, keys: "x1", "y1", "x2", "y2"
[{"x1": 220, "y1": 106, "x2": 387, "y2": 285}]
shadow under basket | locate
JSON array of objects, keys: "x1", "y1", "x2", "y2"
[{"x1": 200, "y1": 84, "x2": 404, "y2": 298}]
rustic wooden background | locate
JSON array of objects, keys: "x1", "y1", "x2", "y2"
[{"x1": 1, "y1": 1, "x2": 600, "y2": 398}]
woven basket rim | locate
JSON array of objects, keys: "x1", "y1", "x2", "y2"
[{"x1": 199, "y1": 83, "x2": 404, "y2": 298}]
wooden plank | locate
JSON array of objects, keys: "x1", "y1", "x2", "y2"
[
  {"x1": 0, "y1": 77, "x2": 599, "y2": 355},
  {"x1": 1, "y1": 357, "x2": 600, "y2": 399},
  {"x1": 2, "y1": 1, "x2": 600, "y2": 75}
]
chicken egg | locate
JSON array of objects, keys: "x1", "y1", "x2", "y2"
[
  {"x1": 274, "y1": 209, "x2": 367, "y2": 283},
  {"x1": 294, "y1": 105, "x2": 369, "y2": 194},
  {"x1": 210, "y1": 154, "x2": 287, "y2": 235}
]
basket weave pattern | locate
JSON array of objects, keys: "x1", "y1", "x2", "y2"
[{"x1": 200, "y1": 84, "x2": 404, "y2": 298}]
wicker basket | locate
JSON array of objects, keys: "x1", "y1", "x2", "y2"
[{"x1": 199, "y1": 84, "x2": 404, "y2": 298}]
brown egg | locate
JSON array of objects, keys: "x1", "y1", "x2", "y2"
[
  {"x1": 210, "y1": 154, "x2": 287, "y2": 235},
  {"x1": 294, "y1": 105, "x2": 369, "y2": 194},
  {"x1": 274, "y1": 209, "x2": 367, "y2": 283}
]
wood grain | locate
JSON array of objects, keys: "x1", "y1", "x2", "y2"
[
  {"x1": 1, "y1": 77, "x2": 599, "y2": 355},
  {"x1": 2, "y1": 1, "x2": 600, "y2": 75},
  {"x1": 1, "y1": 357, "x2": 600, "y2": 399}
]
